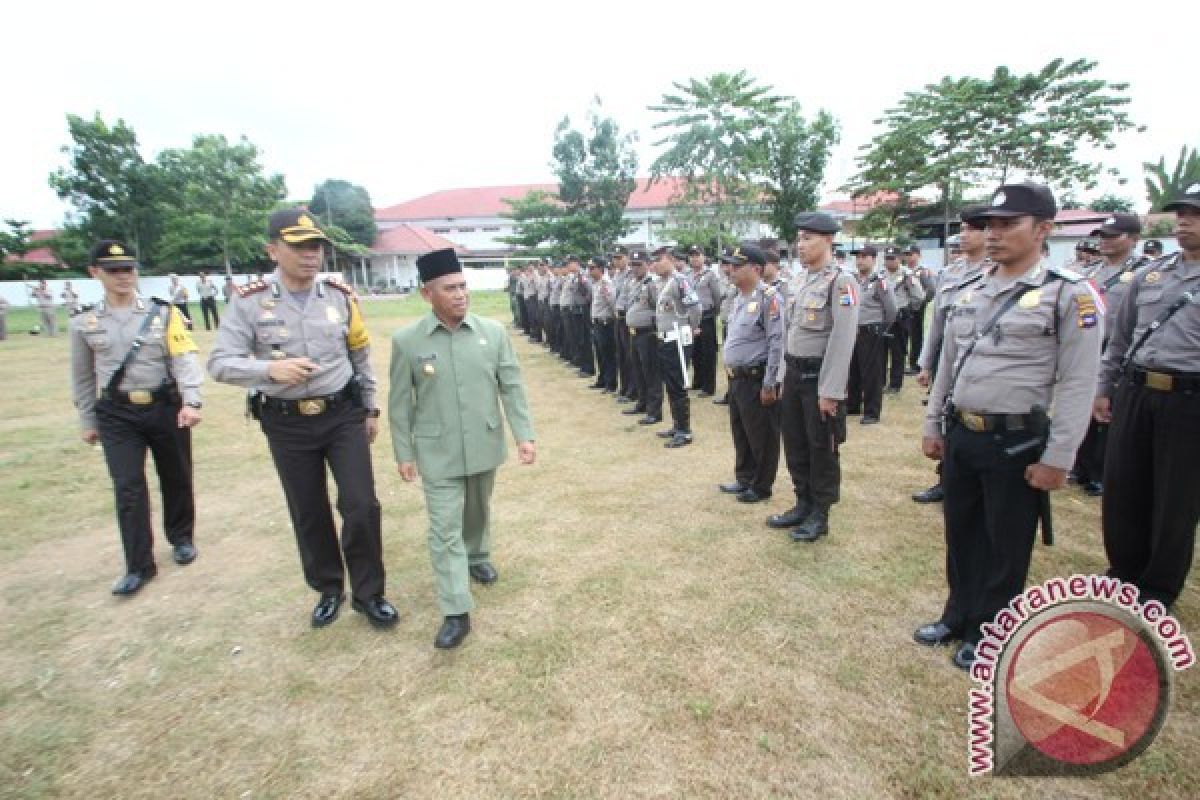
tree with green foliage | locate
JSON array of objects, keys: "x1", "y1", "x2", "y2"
[
  {"x1": 49, "y1": 113, "x2": 164, "y2": 261},
  {"x1": 1088, "y1": 194, "x2": 1135, "y2": 213},
  {"x1": 154, "y1": 134, "x2": 286, "y2": 274},
  {"x1": 649, "y1": 71, "x2": 784, "y2": 246},
  {"x1": 498, "y1": 190, "x2": 564, "y2": 254},
  {"x1": 757, "y1": 102, "x2": 839, "y2": 243},
  {"x1": 1144, "y1": 146, "x2": 1200, "y2": 211},
  {"x1": 308, "y1": 180, "x2": 378, "y2": 247},
  {"x1": 0, "y1": 219, "x2": 34, "y2": 261}
]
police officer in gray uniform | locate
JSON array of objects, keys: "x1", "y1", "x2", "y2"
[
  {"x1": 208, "y1": 209, "x2": 396, "y2": 630},
  {"x1": 30, "y1": 280, "x2": 57, "y2": 336},
  {"x1": 768, "y1": 213, "x2": 860, "y2": 542},
  {"x1": 1074, "y1": 213, "x2": 1147, "y2": 496},
  {"x1": 71, "y1": 240, "x2": 203, "y2": 595},
  {"x1": 588, "y1": 256, "x2": 618, "y2": 392},
  {"x1": 0, "y1": 296, "x2": 8, "y2": 341},
  {"x1": 1095, "y1": 186, "x2": 1200, "y2": 610},
  {"x1": 688, "y1": 245, "x2": 722, "y2": 397},
  {"x1": 612, "y1": 247, "x2": 637, "y2": 403},
  {"x1": 625, "y1": 251, "x2": 662, "y2": 423},
  {"x1": 846, "y1": 246, "x2": 897, "y2": 424},
  {"x1": 653, "y1": 246, "x2": 703, "y2": 448},
  {"x1": 921, "y1": 183, "x2": 1101, "y2": 670},
  {"x1": 713, "y1": 260, "x2": 739, "y2": 406},
  {"x1": 882, "y1": 247, "x2": 926, "y2": 392},
  {"x1": 716, "y1": 244, "x2": 784, "y2": 502},
  {"x1": 570, "y1": 258, "x2": 595, "y2": 377},
  {"x1": 906, "y1": 245, "x2": 936, "y2": 374}
]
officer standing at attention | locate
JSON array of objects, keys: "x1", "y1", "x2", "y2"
[
  {"x1": 653, "y1": 246, "x2": 703, "y2": 448},
  {"x1": 1073, "y1": 213, "x2": 1146, "y2": 497},
  {"x1": 30, "y1": 279, "x2": 57, "y2": 336},
  {"x1": 905, "y1": 245, "x2": 935, "y2": 375},
  {"x1": 522, "y1": 262, "x2": 541, "y2": 341},
  {"x1": 61, "y1": 281, "x2": 81, "y2": 314},
  {"x1": 71, "y1": 240, "x2": 203, "y2": 595},
  {"x1": 882, "y1": 247, "x2": 926, "y2": 393},
  {"x1": 912, "y1": 206, "x2": 991, "y2": 505},
  {"x1": 611, "y1": 247, "x2": 637, "y2": 404},
  {"x1": 768, "y1": 213, "x2": 859, "y2": 542},
  {"x1": 921, "y1": 183, "x2": 1101, "y2": 670},
  {"x1": 196, "y1": 272, "x2": 220, "y2": 331},
  {"x1": 168, "y1": 274, "x2": 193, "y2": 328},
  {"x1": 845, "y1": 245, "x2": 897, "y2": 425},
  {"x1": 570, "y1": 257, "x2": 595, "y2": 378},
  {"x1": 208, "y1": 210, "x2": 396, "y2": 630},
  {"x1": 624, "y1": 251, "x2": 661, "y2": 423},
  {"x1": 763, "y1": 251, "x2": 790, "y2": 301},
  {"x1": 588, "y1": 256, "x2": 618, "y2": 393},
  {"x1": 687, "y1": 245, "x2": 722, "y2": 398},
  {"x1": 716, "y1": 244, "x2": 784, "y2": 503},
  {"x1": 713, "y1": 259, "x2": 739, "y2": 406},
  {"x1": 390, "y1": 248, "x2": 536, "y2": 649},
  {"x1": 1095, "y1": 186, "x2": 1200, "y2": 610}
]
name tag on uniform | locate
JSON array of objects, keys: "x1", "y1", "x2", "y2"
[{"x1": 417, "y1": 353, "x2": 437, "y2": 376}]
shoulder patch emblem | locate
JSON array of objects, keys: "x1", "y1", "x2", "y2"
[{"x1": 839, "y1": 283, "x2": 858, "y2": 306}]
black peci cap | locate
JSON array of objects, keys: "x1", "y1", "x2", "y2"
[
  {"x1": 416, "y1": 248, "x2": 463, "y2": 283},
  {"x1": 89, "y1": 239, "x2": 139, "y2": 269},
  {"x1": 268, "y1": 208, "x2": 331, "y2": 244},
  {"x1": 977, "y1": 183, "x2": 1058, "y2": 220}
]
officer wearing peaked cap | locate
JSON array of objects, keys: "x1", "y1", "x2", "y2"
[
  {"x1": 1096, "y1": 185, "x2": 1200, "y2": 610},
  {"x1": 390, "y1": 248, "x2": 536, "y2": 649},
  {"x1": 624, "y1": 250, "x2": 662, "y2": 422},
  {"x1": 587, "y1": 256, "x2": 618, "y2": 392},
  {"x1": 845, "y1": 245, "x2": 897, "y2": 424},
  {"x1": 208, "y1": 209, "x2": 397, "y2": 630},
  {"x1": 921, "y1": 183, "x2": 1102, "y2": 671},
  {"x1": 652, "y1": 245, "x2": 702, "y2": 447},
  {"x1": 768, "y1": 212, "x2": 859, "y2": 542},
  {"x1": 687, "y1": 244, "x2": 722, "y2": 397},
  {"x1": 71, "y1": 240, "x2": 204, "y2": 595},
  {"x1": 882, "y1": 246, "x2": 925, "y2": 392},
  {"x1": 716, "y1": 244, "x2": 785, "y2": 503}
]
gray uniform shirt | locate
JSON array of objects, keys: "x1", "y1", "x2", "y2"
[
  {"x1": 784, "y1": 264, "x2": 860, "y2": 399},
  {"x1": 207, "y1": 273, "x2": 377, "y2": 408},
  {"x1": 70, "y1": 296, "x2": 204, "y2": 429},
  {"x1": 32, "y1": 286, "x2": 54, "y2": 309},
  {"x1": 170, "y1": 283, "x2": 188, "y2": 304},
  {"x1": 613, "y1": 270, "x2": 634, "y2": 313},
  {"x1": 856, "y1": 270, "x2": 898, "y2": 328},
  {"x1": 626, "y1": 273, "x2": 659, "y2": 329},
  {"x1": 655, "y1": 270, "x2": 702, "y2": 333},
  {"x1": 917, "y1": 257, "x2": 988, "y2": 371},
  {"x1": 554, "y1": 275, "x2": 571, "y2": 308},
  {"x1": 691, "y1": 266, "x2": 721, "y2": 313},
  {"x1": 723, "y1": 281, "x2": 785, "y2": 385},
  {"x1": 1098, "y1": 253, "x2": 1200, "y2": 396},
  {"x1": 718, "y1": 274, "x2": 737, "y2": 323},
  {"x1": 886, "y1": 267, "x2": 926, "y2": 311},
  {"x1": 197, "y1": 279, "x2": 217, "y2": 300},
  {"x1": 1086, "y1": 255, "x2": 1147, "y2": 336},
  {"x1": 590, "y1": 275, "x2": 616, "y2": 320},
  {"x1": 925, "y1": 262, "x2": 1103, "y2": 470},
  {"x1": 572, "y1": 272, "x2": 592, "y2": 310}
]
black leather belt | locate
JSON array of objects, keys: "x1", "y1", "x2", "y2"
[
  {"x1": 100, "y1": 386, "x2": 178, "y2": 406},
  {"x1": 954, "y1": 410, "x2": 1037, "y2": 433},
  {"x1": 616, "y1": 311, "x2": 627, "y2": 318},
  {"x1": 593, "y1": 318, "x2": 614, "y2": 326},
  {"x1": 1130, "y1": 368, "x2": 1200, "y2": 393},
  {"x1": 262, "y1": 384, "x2": 355, "y2": 417},
  {"x1": 630, "y1": 325, "x2": 655, "y2": 335},
  {"x1": 726, "y1": 364, "x2": 766, "y2": 380},
  {"x1": 784, "y1": 355, "x2": 822, "y2": 381},
  {"x1": 701, "y1": 310, "x2": 715, "y2": 320}
]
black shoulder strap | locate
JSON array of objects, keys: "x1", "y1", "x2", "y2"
[
  {"x1": 1120, "y1": 289, "x2": 1198, "y2": 373},
  {"x1": 105, "y1": 304, "x2": 167, "y2": 394},
  {"x1": 944, "y1": 280, "x2": 1041, "y2": 407}
]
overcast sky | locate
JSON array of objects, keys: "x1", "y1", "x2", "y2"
[{"x1": 4, "y1": 1, "x2": 1195, "y2": 229}]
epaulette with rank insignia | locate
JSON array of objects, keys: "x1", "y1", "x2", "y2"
[
  {"x1": 71, "y1": 303, "x2": 95, "y2": 317},
  {"x1": 1048, "y1": 265, "x2": 1084, "y2": 283},
  {"x1": 235, "y1": 279, "x2": 269, "y2": 298},
  {"x1": 323, "y1": 277, "x2": 359, "y2": 300}
]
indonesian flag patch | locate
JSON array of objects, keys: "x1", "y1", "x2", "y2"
[{"x1": 839, "y1": 282, "x2": 858, "y2": 306}]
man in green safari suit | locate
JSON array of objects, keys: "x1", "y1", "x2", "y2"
[{"x1": 389, "y1": 248, "x2": 537, "y2": 649}]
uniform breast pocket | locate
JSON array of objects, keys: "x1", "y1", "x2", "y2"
[
  {"x1": 799, "y1": 291, "x2": 830, "y2": 330},
  {"x1": 951, "y1": 310, "x2": 976, "y2": 338},
  {"x1": 1134, "y1": 288, "x2": 1164, "y2": 325},
  {"x1": 83, "y1": 332, "x2": 111, "y2": 351},
  {"x1": 1000, "y1": 317, "x2": 1049, "y2": 338}
]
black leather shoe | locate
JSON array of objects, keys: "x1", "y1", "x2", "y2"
[
  {"x1": 713, "y1": 395, "x2": 729, "y2": 406},
  {"x1": 172, "y1": 542, "x2": 197, "y2": 565},
  {"x1": 904, "y1": 366, "x2": 920, "y2": 375},
  {"x1": 656, "y1": 428, "x2": 679, "y2": 438},
  {"x1": 435, "y1": 614, "x2": 470, "y2": 649},
  {"x1": 953, "y1": 642, "x2": 977, "y2": 671},
  {"x1": 1083, "y1": 481, "x2": 1103, "y2": 497},
  {"x1": 588, "y1": 383, "x2": 606, "y2": 390},
  {"x1": 719, "y1": 482, "x2": 748, "y2": 494},
  {"x1": 111, "y1": 565, "x2": 157, "y2": 596},
  {"x1": 791, "y1": 508, "x2": 829, "y2": 542},
  {"x1": 767, "y1": 503, "x2": 811, "y2": 529},
  {"x1": 912, "y1": 484, "x2": 945, "y2": 503},
  {"x1": 885, "y1": 386, "x2": 901, "y2": 394},
  {"x1": 622, "y1": 407, "x2": 646, "y2": 415},
  {"x1": 737, "y1": 488, "x2": 771, "y2": 503},
  {"x1": 860, "y1": 416, "x2": 880, "y2": 425},
  {"x1": 697, "y1": 390, "x2": 713, "y2": 398},
  {"x1": 469, "y1": 562, "x2": 499, "y2": 585},
  {"x1": 664, "y1": 432, "x2": 693, "y2": 448},
  {"x1": 913, "y1": 622, "x2": 960, "y2": 647},
  {"x1": 846, "y1": 407, "x2": 861, "y2": 416},
  {"x1": 637, "y1": 416, "x2": 662, "y2": 425},
  {"x1": 312, "y1": 592, "x2": 344, "y2": 628},
  {"x1": 616, "y1": 395, "x2": 632, "y2": 404},
  {"x1": 352, "y1": 595, "x2": 399, "y2": 629}
]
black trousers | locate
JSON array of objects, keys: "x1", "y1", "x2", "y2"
[
  {"x1": 633, "y1": 330, "x2": 663, "y2": 417},
  {"x1": 96, "y1": 397, "x2": 194, "y2": 574},
  {"x1": 846, "y1": 325, "x2": 886, "y2": 418},
  {"x1": 658, "y1": 340, "x2": 692, "y2": 432},
  {"x1": 885, "y1": 313, "x2": 910, "y2": 389},
  {"x1": 729, "y1": 373, "x2": 781, "y2": 494},
  {"x1": 514, "y1": 294, "x2": 526, "y2": 331},
  {"x1": 592, "y1": 319, "x2": 617, "y2": 389},
  {"x1": 616, "y1": 315, "x2": 634, "y2": 398},
  {"x1": 780, "y1": 363, "x2": 846, "y2": 509},
  {"x1": 1074, "y1": 419, "x2": 1107, "y2": 485},
  {"x1": 200, "y1": 297, "x2": 220, "y2": 330},
  {"x1": 1103, "y1": 382, "x2": 1200, "y2": 608},
  {"x1": 550, "y1": 308, "x2": 564, "y2": 354},
  {"x1": 908, "y1": 303, "x2": 928, "y2": 369},
  {"x1": 574, "y1": 311, "x2": 594, "y2": 374},
  {"x1": 525, "y1": 297, "x2": 541, "y2": 341},
  {"x1": 692, "y1": 314, "x2": 718, "y2": 394},
  {"x1": 540, "y1": 301, "x2": 551, "y2": 345},
  {"x1": 260, "y1": 401, "x2": 385, "y2": 601},
  {"x1": 941, "y1": 423, "x2": 1042, "y2": 644}
]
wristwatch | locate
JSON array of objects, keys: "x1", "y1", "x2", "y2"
[
  {"x1": 186, "y1": 401, "x2": 203, "y2": 409},
  {"x1": 365, "y1": 408, "x2": 381, "y2": 418}
]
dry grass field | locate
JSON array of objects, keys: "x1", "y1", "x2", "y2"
[{"x1": 0, "y1": 292, "x2": 1194, "y2": 799}]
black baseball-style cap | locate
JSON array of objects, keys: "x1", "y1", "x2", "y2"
[
  {"x1": 416, "y1": 248, "x2": 463, "y2": 283},
  {"x1": 883, "y1": 246, "x2": 901, "y2": 259},
  {"x1": 629, "y1": 250, "x2": 648, "y2": 264},
  {"x1": 89, "y1": 239, "x2": 139, "y2": 269},
  {"x1": 268, "y1": 208, "x2": 331, "y2": 244},
  {"x1": 793, "y1": 212, "x2": 840, "y2": 234},
  {"x1": 587, "y1": 256, "x2": 608, "y2": 269},
  {"x1": 650, "y1": 244, "x2": 675, "y2": 257},
  {"x1": 686, "y1": 244, "x2": 704, "y2": 256},
  {"x1": 851, "y1": 245, "x2": 878, "y2": 257},
  {"x1": 718, "y1": 243, "x2": 766, "y2": 267},
  {"x1": 977, "y1": 183, "x2": 1058, "y2": 220},
  {"x1": 1163, "y1": 183, "x2": 1200, "y2": 212},
  {"x1": 904, "y1": 244, "x2": 921, "y2": 255},
  {"x1": 960, "y1": 204, "x2": 991, "y2": 226},
  {"x1": 610, "y1": 245, "x2": 628, "y2": 257},
  {"x1": 1091, "y1": 213, "x2": 1143, "y2": 236}
]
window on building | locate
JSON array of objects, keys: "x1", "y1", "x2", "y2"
[
  {"x1": 457, "y1": 227, "x2": 476, "y2": 233},
  {"x1": 482, "y1": 226, "x2": 501, "y2": 232},
  {"x1": 432, "y1": 228, "x2": 451, "y2": 234}
]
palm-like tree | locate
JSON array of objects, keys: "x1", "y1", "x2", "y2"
[{"x1": 1144, "y1": 146, "x2": 1200, "y2": 211}]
